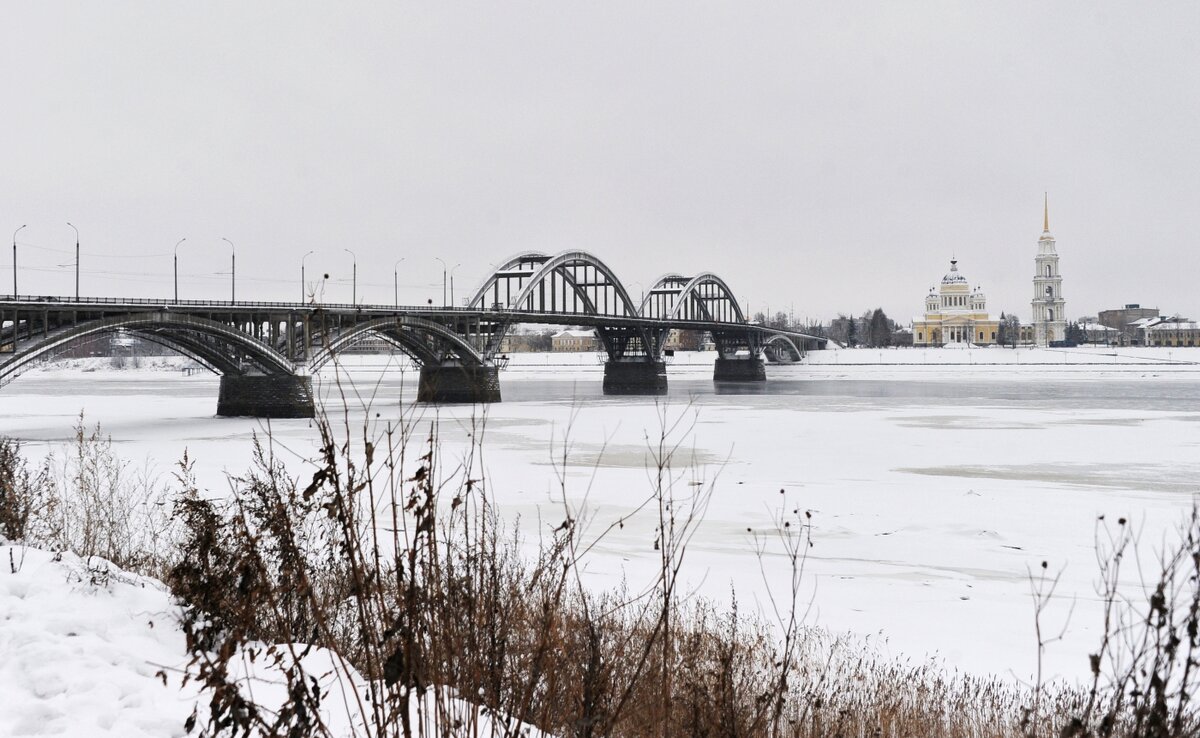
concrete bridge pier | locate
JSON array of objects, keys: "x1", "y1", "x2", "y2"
[
  {"x1": 603, "y1": 358, "x2": 668, "y2": 395},
  {"x1": 713, "y1": 356, "x2": 767, "y2": 382},
  {"x1": 418, "y1": 362, "x2": 502, "y2": 404},
  {"x1": 217, "y1": 374, "x2": 316, "y2": 418}
]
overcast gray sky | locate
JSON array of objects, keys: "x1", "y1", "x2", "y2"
[{"x1": 3, "y1": 2, "x2": 1197, "y2": 323}]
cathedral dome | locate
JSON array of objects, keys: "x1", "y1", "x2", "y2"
[{"x1": 941, "y1": 259, "x2": 968, "y2": 284}]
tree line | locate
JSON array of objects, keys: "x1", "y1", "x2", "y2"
[
  {"x1": 752, "y1": 308, "x2": 911, "y2": 348},
  {"x1": 756, "y1": 308, "x2": 1090, "y2": 349}
]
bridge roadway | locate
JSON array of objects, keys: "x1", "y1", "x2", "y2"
[{"x1": 0, "y1": 250, "x2": 826, "y2": 418}]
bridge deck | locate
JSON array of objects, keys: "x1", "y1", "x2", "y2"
[{"x1": 0, "y1": 296, "x2": 825, "y2": 345}]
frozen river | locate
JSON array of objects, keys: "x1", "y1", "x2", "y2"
[{"x1": 3, "y1": 348, "x2": 1199, "y2": 683}]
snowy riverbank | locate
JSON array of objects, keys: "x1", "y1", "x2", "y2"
[
  {"x1": 806, "y1": 344, "x2": 1200, "y2": 366},
  {"x1": 0, "y1": 545, "x2": 547, "y2": 738}
]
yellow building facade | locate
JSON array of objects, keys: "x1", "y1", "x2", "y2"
[
  {"x1": 912, "y1": 259, "x2": 1000, "y2": 346},
  {"x1": 1145, "y1": 320, "x2": 1200, "y2": 347},
  {"x1": 551, "y1": 329, "x2": 600, "y2": 352}
]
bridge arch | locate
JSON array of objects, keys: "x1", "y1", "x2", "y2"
[
  {"x1": 465, "y1": 250, "x2": 642, "y2": 319},
  {"x1": 307, "y1": 316, "x2": 487, "y2": 372},
  {"x1": 637, "y1": 274, "x2": 687, "y2": 318},
  {"x1": 0, "y1": 312, "x2": 294, "y2": 387},
  {"x1": 638, "y1": 272, "x2": 746, "y2": 324},
  {"x1": 762, "y1": 333, "x2": 804, "y2": 362},
  {"x1": 464, "y1": 251, "x2": 550, "y2": 311},
  {"x1": 669, "y1": 273, "x2": 746, "y2": 323},
  {"x1": 463, "y1": 250, "x2": 652, "y2": 359},
  {"x1": 508, "y1": 250, "x2": 641, "y2": 318},
  {"x1": 125, "y1": 332, "x2": 236, "y2": 374}
]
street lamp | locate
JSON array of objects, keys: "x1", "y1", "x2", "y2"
[
  {"x1": 449, "y1": 263, "x2": 461, "y2": 307},
  {"x1": 628, "y1": 280, "x2": 645, "y2": 312},
  {"x1": 393, "y1": 258, "x2": 405, "y2": 307},
  {"x1": 434, "y1": 257, "x2": 447, "y2": 307},
  {"x1": 221, "y1": 238, "x2": 235, "y2": 303},
  {"x1": 343, "y1": 248, "x2": 357, "y2": 304},
  {"x1": 301, "y1": 250, "x2": 314, "y2": 304},
  {"x1": 12, "y1": 225, "x2": 26, "y2": 298},
  {"x1": 66, "y1": 222, "x2": 79, "y2": 300},
  {"x1": 173, "y1": 238, "x2": 187, "y2": 304}
]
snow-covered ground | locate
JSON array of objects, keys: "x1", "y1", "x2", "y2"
[
  {"x1": 0, "y1": 546, "x2": 548, "y2": 737},
  {"x1": 806, "y1": 344, "x2": 1200, "y2": 367},
  {"x1": 3, "y1": 347, "x2": 1199, "y2": 688},
  {"x1": 26, "y1": 355, "x2": 202, "y2": 374},
  {"x1": 0, "y1": 547, "x2": 193, "y2": 737}
]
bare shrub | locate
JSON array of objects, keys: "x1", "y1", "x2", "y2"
[
  {"x1": 1060, "y1": 510, "x2": 1200, "y2": 737},
  {"x1": 0, "y1": 436, "x2": 53, "y2": 542},
  {"x1": 44, "y1": 414, "x2": 174, "y2": 575}
]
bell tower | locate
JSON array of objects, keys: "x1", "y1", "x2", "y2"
[{"x1": 1031, "y1": 194, "x2": 1066, "y2": 346}]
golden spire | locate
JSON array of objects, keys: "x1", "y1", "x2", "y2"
[{"x1": 1043, "y1": 192, "x2": 1049, "y2": 232}]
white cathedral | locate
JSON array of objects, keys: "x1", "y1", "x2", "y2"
[{"x1": 914, "y1": 197, "x2": 1066, "y2": 347}]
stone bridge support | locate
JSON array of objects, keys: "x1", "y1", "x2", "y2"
[
  {"x1": 603, "y1": 358, "x2": 668, "y2": 395},
  {"x1": 710, "y1": 328, "x2": 768, "y2": 383},
  {"x1": 418, "y1": 362, "x2": 502, "y2": 404},
  {"x1": 713, "y1": 356, "x2": 766, "y2": 382},
  {"x1": 217, "y1": 374, "x2": 315, "y2": 418}
]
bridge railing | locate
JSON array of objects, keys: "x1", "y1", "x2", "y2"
[
  {"x1": 0, "y1": 295, "x2": 494, "y2": 312},
  {"x1": 0, "y1": 295, "x2": 752, "y2": 322}
]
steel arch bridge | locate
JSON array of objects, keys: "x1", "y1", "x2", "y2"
[{"x1": 0, "y1": 249, "x2": 825, "y2": 417}]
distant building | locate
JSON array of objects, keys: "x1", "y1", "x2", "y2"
[
  {"x1": 664, "y1": 329, "x2": 706, "y2": 352},
  {"x1": 912, "y1": 258, "x2": 1000, "y2": 346},
  {"x1": 551, "y1": 329, "x2": 599, "y2": 352},
  {"x1": 339, "y1": 335, "x2": 394, "y2": 354},
  {"x1": 1078, "y1": 322, "x2": 1120, "y2": 345},
  {"x1": 498, "y1": 333, "x2": 550, "y2": 353},
  {"x1": 1031, "y1": 197, "x2": 1067, "y2": 346},
  {"x1": 1098, "y1": 304, "x2": 1160, "y2": 346},
  {"x1": 1140, "y1": 317, "x2": 1200, "y2": 347}
]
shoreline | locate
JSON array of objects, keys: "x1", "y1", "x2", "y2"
[{"x1": 20, "y1": 346, "x2": 1200, "y2": 379}]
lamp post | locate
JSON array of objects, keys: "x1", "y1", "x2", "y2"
[
  {"x1": 343, "y1": 248, "x2": 357, "y2": 305},
  {"x1": 393, "y1": 258, "x2": 405, "y2": 307},
  {"x1": 12, "y1": 225, "x2": 26, "y2": 298},
  {"x1": 66, "y1": 222, "x2": 79, "y2": 299},
  {"x1": 434, "y1": 257, "x2": 447, "y2": 307},
  {"x1": 301, "y1": 250, "x2": 314, "y2": 304},
  {"x1": 449, "y1": 263, "x2": 461, "y2": 307},
  {"x1": 629, "y1": 280, "x2": 645, "y2": 312},
  {"x1": 221, "y1": 238, "x2": 235, "y2": 303},
  {"x1": 173, "y1": 238, "x2": 187, "y2": 303}
]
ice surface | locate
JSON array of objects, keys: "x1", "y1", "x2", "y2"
[{"x1": 3, "y1": 347, "x2": 1199, "y2": 686}]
